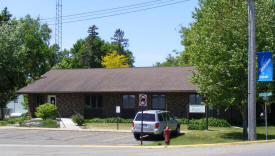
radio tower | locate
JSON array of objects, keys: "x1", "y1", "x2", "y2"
[{"x1": 55, "y1": 0, "x2": 62, "y2": 51}]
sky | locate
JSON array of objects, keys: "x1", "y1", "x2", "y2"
[{"x1": 0, "y1": 0, "x2": 198, "y2": 67}]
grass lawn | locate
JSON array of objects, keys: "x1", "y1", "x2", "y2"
[
  {"x1": 149, "y1": 126, "x2": 275, "y2": 146},
  {"x1": 83, "y1": 123, "x2": 132, "y2": 130}
]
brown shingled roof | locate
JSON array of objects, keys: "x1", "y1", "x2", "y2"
[{"x1": 17, "y1": 66, "x2": 196, "y2": 94}]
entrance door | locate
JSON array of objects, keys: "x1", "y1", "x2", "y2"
[{"x1": 48, "y1": 95, "x2": 56, "y2": 105}]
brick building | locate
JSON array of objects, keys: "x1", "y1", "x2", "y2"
[{"x1": 17, "y1": 66, "x2": 207, "y2": 119}]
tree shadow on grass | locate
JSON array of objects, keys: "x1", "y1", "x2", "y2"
[
  {"x1": 139, "y1": 133, "x2": 185, "y2": 141},
  {"x1": 221, "y1": 132, "x2": 275, "y2": 141}
]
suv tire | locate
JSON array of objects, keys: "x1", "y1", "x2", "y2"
[{"x1": 134, "y1": 133, "x2": 140, "y2": 140}]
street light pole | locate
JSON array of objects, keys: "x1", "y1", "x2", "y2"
[{"x1": 248, "y1": 0, "x2": 256, "y2": 141}]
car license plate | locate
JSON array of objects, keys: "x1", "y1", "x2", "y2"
[{"x1": 142, "y1": 124, "x2": 148, "y2": 128}]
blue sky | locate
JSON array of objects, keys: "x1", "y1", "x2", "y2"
[{"x1": 0, "y1": 0, "x2": 198, "y2": 67}]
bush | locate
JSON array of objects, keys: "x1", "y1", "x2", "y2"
[
  {"x1": 207, "y1": 117, "x2": 231, "y2": 127},
  {"x1": 4, "y1": 116, "x2": 31, "y2": 124},
  {"x1": 85, "y1": 117, "x2": 132, "y2": 123},
  {"x1": 72, "y1": 114, "x2": 85, "y2": 126},
  {"x1": 40, "y1": 119, "x2": 59, "y2": 128},
  {"x1": 187, "y1": 118, "x2": 231, "y2": 130},
  {"x1": 35, "y1": 103, "x2": 57, "y2": 120},
  {"x1": 177, "y1": 118, "x2": 188, "y2": 124},
  {"x1": 188, "y1": 119, "x2": 206, "y2": 130}
]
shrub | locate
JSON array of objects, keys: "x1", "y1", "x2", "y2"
[
  {"x1": 72, "y1": 114, "x2": 85, "y2": 126},
  {"x1": 177, "y1": 118, "x2": 188, "y2": 124},
  {"x1": 40, "y1": 119, "x2": 59, "y2": 128},
  {"x1": 85, "y1": 117, "x2": 132, "y2": 123},
  {"x1": 35, "y1": 103, "x2": 57, "y2": 120},
  {"x1": 207, "y1": 117, "x2": 231, "y2": 127},
  {"x1": 188, "y1": 119, "x2": 206, "y2": 130},
  {"x1": 5, "y1": 116, "x2": 31, "y2": 124}
]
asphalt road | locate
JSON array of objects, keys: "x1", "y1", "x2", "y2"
[
  {"x1": 0, "y1": 128, "x2": 153, "y2": 145},
  {"x1": 1, "y1": 128, "x2": 275, "y2": 156}
]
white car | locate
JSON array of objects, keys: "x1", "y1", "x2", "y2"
[{"x1": 132, "y1": 110, "x2": 180, "y2": 139}]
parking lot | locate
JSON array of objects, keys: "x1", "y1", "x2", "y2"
[{"x1": 0, "y1": 128, "x2": 153, "y2": 145}]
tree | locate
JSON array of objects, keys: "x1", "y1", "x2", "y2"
[
  {"x1": 180, "y1": 0, "x2": 274, "y2": 136},
  {"x1": 0, "y1": 7, "x2": 12, "y2": 24},
  {"x1": 155, "y1": 51, "x2": 184, "y2": 67},
  {"x1": 0, "y1": 22, "x2": 25, "y2": 119},
  {"x1": 79, "y1": 25, "x2": 107, "y2": 68},
  {"x1": 101, "y1": 51, "x2": 129, "y2": 68},
  {"x1": 111, "y1": 29, "x2": 134, "y2": 66}
]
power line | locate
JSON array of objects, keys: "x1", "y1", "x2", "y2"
[
  {"x1": 41, "y1": 0, "x2": 163, "y2": 21},
  {"x1": 43, "y1": 0, "x2": 181, "y2": 23},
  {"x1": 45, "y1": 0, "x2": 191, "y2": 25}
]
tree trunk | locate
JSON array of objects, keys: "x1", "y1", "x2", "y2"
[
  {"x1": 0, "y1": 103, "x2": 4, "y2": 120},
  {"x1": 242, "y1": 104, "x2": 248, "y2": 138}
]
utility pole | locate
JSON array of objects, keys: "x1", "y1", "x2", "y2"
[
  {"x1": 248, "y1": 0, "x2": 256, "y2": 141},
  {"x1": 55, "y1": 0, "x2": 62, "y2": 51}
]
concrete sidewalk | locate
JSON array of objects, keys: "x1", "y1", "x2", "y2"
[{"x1": 59, "y1": 118, "x2": 81, "y2": 130}]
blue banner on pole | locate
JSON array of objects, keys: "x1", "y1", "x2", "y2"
[{"x1": 257, "y1": 51, "x2": 273, "y2": 82}]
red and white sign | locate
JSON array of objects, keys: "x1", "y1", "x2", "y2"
[{"x1": 139, "y1": 94, "x2": 147, "y2": 107}]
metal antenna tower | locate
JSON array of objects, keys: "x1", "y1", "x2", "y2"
[{"x1": 55, "y1": 0, "x2": 62, "y2": 51}]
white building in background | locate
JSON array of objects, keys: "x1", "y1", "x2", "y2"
[{"x1": 6, "y1": 95, "x2": 27, "y2": 117}]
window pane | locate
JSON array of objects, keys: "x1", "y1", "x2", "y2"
[
  {"x1": 189, "y1": 94, "x2": 195, "y2": 105},
  {"x1": 152, "y1": 95, "x2": 158, "y2": 109},
  {"x1": 123, "y1": 95, "x2": 128, "y2": 108},
  {"x1": 129, "y1": 95, "x2": 135, "y2": 108},
  {"x1": 135, "y1": 113, "x2": 155, "y2": 122},
  {"x1": 97, "y1": 96, "x2": 103, "y2": 108},
  {"x1": 91, "y1": 96, "x2": 96, "y2": 108},
  {"x1": 158, "y1": 114, "x2": 164, "y2": 121},
  {"x1": 159, "y1": 95, "x2": 165, "y2": 109},
  {"x1": 85, "y1": 96, "x2": 90, "y2": 106}
]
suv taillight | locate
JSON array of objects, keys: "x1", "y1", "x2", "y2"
[
  {"x1": 155, "y1": 123, "x2": 159, "y2": 128},
  {"x1": 132, "y1": 122, "x2": 134, "y2": 127}
]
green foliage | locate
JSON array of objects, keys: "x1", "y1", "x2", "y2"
[
  {"x1": 188, "y1": 119, "x2": 206, "y2": 130},
  {"x1": 54, "y1": 25, "x2": 135, "y2": 69},
  {"x1": 35, "y1": 103, "x2": 57, "y2": 120},
  {"x1": 85, "y1": 117, "x2": 132, "y2": 123},
  {"x1": 72, "y1": 114, "x2": 85, "y2": 126},
  {"x1": 0, "y1": 121, "x2": 8, "y2": 126},
  {"x1": 39, "y1": 119, "x2": 59, "y2": 128},
  {"x1": 0, "y1": 8, "x2": 59, "y2": 120},
  {"x1": 4, "y1": 116, "x2": 30, "y2": 124},
  {"x1": 21, "y1": 94, "x2": 28, "y2": 110},
  {"x1": 20, "y1": 119, "x2": 59, "y2": 128},
  {"x1": 188, "y1": 118, "x2": 231, "y2": 130},
  {"x1": 177, "y1": 118, "x2": 188, "y2": 124}
]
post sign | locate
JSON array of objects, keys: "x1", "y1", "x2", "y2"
[
  {"x1": 257, "y1": 51, "x2": 273, "y2": 82},
  {"x1": 189, "y1": 105, "x2": 205, "y2": 113},
  {"x1": 139, "y1": 94, "x2": 147, "y2": 107},
  {"x1": 259, "y1": 92, "x2": 272, "y2": 97},
  {"x1": 116, "y1": 106, "x2": 120, "y2": 113}
]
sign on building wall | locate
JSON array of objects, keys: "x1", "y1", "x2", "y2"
[
  {"x1": 139, "y1": 94, "x2": 147, "y2": 107},
  {"x1": 189, "y1": 105, "x2": 205, "y2": 113},
  {"x1": 257, "y1": 51, "x2": 273, "y2": 82}
]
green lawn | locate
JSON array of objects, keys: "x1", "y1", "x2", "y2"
[
  {"x1": 83, "y1": 123, "x2": 132, "y2": 130},
  {"x1": 150, "y1": 126, "x2": 275, "y2": 146}
]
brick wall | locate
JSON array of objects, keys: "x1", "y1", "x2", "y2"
[{"x1": 28, "y1": 93, "x2": 190, "y2": 119}]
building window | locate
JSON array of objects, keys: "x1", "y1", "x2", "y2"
[
  {"x1": 152, "y1": 95, "x2": 165, "y2": 110},
  {"x1": 189, "y1": 94, "x2": 202, "y2": 105},
  {"x1": 85, "y1": 95, "x2": 103, "y2": 109},
  {"x1": 123, "y1": 95, "x2": 135, "y2": 109},
  {"x1": 36, "y1": 95, "x2": 44, "y2": 105}
]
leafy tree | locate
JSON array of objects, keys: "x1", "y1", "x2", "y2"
[
  {"x1": 180, "y1": 0, "x2": 274, "y2": 136},
  {"x1": 155, "y1": 51, "x2": 184, "y2": 66},
  {"x1": 0, "y1": 22, "x2": 25, "y2": 120},
  {"x1": 101, "y1": 51, "x2": 129, "y2": 68}
]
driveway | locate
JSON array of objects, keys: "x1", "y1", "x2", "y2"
[{"x1": 0, "y1": 128, "x2": 153, "y2": 145}]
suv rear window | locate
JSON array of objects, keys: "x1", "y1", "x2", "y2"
[{"x1": 135, "y1": 113, "x2": 155, "y2": 122}]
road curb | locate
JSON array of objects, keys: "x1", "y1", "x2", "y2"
[{"x1": 80, "y1": 139, "x2": 275, "y2": 149}]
